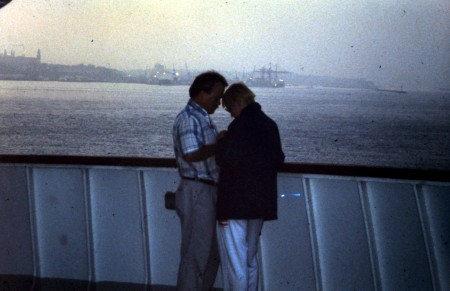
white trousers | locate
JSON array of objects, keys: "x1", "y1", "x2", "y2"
[{"x1": 218, "y1": 219, "x2": 264, "y2": 291}]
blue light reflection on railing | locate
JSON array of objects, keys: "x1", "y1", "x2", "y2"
[{"x1": 280, "y1": 193, "x2": 302, "y2": 198}]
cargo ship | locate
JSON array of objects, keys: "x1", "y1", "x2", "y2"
[{"x1": 245, "y1": 64, "x2": 289, "y2": 88}]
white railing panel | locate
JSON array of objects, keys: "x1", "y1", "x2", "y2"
[
  {"x1": 32, "y1": 167, "x2": 89, "y2": 280},
  {"x1": 260, "y1": 174, "x2": 316, "y2": 290},
  {"x1": 308, "y1": 177, "x2": 374, "y2": 290},
  {"x1": 142, "y1": 169, "x2": 180, "y2": 286},
  {"x1": 421, "y1": 184, "x2": 450, "y2": 291},
  {"x1": 88, "y1": 168, "x2": 147, "y2": 284},
  {"x1": 366, "y1": 181, "x2": 433, "y2": 290},
  {"x1": 0, "y1": 166, "x2": 33, "y2": 276}
]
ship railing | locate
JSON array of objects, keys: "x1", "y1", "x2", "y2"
[{"x1": 0, "y1": 154, "x2": 449, "y2": 290}]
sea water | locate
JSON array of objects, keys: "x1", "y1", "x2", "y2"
[{"x1": 0, "y1": 81, "x2": 449, "y2": 170}]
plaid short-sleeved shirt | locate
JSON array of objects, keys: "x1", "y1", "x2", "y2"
[{"x1": 173, "y1": 100, "x2": 219, "y2": 182}]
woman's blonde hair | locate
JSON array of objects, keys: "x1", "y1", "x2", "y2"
[{"x1": 222, "y1": 82, "x2": 255, "y2": 109}]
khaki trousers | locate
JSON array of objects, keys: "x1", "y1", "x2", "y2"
[{"x1": 175, "y1": 179, "x2": 219, "y2": 290}]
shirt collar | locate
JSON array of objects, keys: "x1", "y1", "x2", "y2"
[{"x1": 188, "y1": 99, "x2": 208, "y2": 116}]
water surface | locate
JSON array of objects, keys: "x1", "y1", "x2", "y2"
[{"x1": 1, "y1": 81, "x2": 449, "y2": 170}]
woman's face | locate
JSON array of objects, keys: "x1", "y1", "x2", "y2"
[{"x1": 223, "y1": 100, "x2": 245, "y2": 118}]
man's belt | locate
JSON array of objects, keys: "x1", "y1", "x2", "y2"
[{"x1": 182, "y1": 176, "x2": 218, "y2": 186}]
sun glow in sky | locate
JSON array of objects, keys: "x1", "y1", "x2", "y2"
[{"x1": 0, "y1": 0, "x2": 449, "y2": 91}]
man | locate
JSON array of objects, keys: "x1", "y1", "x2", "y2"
[{"x1": 172, "y1": 71, "x2": 228, "y2": 290}]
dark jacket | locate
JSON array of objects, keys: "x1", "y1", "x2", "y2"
[{"x1": 216, "y1": 102, "x2": 285, "y2": 220}]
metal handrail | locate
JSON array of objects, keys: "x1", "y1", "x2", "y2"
[{"x1": 1, "y1": 154, "x2": 448, "y2": 182}]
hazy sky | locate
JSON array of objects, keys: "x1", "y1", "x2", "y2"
[{"x1": 0, "y1": 0, "x2": 449, "y2": 91}]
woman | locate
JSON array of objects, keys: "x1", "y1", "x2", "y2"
[{"x1": 216, "y1": 82, "x2": 285, "y2": 291}]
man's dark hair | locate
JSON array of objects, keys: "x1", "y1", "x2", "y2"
[{"x1": 189, "y1": 71, "x2": 228, "y2": 98}]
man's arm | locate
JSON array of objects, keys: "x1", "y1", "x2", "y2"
[{"x1": 183, "y1": 144, "x2": 216, "y2": 162}]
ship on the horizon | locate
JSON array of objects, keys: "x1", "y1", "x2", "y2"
[
  {"x1": 375, "y1": 85, "x2": 407, "y2": 94},
  {"x1": 245, "y1": 64, "x2": 290, "y2": 88},
  {"x1": 145, "y1": 63, "x2": 178, "y2": 85},
  {"x1": 144, "y1": 63, "x2": 193, "y2": 86}
]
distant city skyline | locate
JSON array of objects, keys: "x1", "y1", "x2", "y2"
[{"x1": 0, "y1": 0, "x2": 449, "y2": 91}]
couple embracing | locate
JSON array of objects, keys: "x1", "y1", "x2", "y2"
[{"x1": 172, "y1": 71, "x2": 284, "y2": 291}]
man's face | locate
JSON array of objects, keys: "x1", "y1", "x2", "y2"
[{"x1": 201, "y1": 83, "x2": 225, "y2": 114}]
